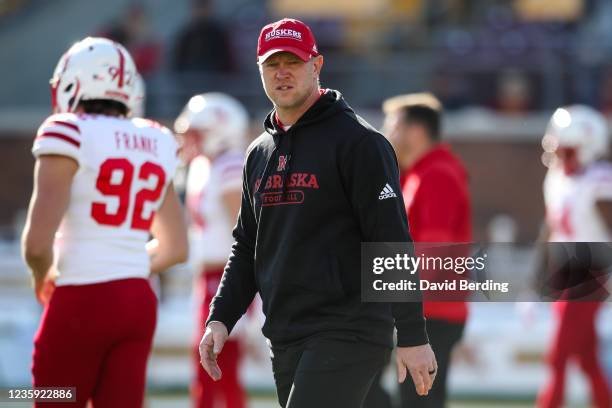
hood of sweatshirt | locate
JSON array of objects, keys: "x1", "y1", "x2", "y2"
[
  {"x1": 263, "y1": 89, "x2": 350, "y2": 139},
  {"x1": 257, "y1": 89, "x2": 353, "y2": 195}
]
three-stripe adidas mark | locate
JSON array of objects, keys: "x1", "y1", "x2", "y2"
[{"x1": 378, "y1": 183, "x2": 397, "y2": 200}]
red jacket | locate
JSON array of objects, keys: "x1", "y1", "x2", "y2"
[{"x1": 401, "y1": 144, "x2": 472, "y2": 322}]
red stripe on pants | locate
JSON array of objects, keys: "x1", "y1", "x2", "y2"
[
  {"x1": 32, "y1": 278, "x2": 157, "y2": 408},
  {"x1": 192, "y1": 269, "x2": 246, "y2": 408}
]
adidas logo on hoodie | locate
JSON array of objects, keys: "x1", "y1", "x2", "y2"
[{"x1": 378, "y1": 183, "x2": 397, "y2": 200}]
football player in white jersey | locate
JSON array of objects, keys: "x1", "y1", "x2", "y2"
[
  {"x1": 537, "y1": 105, "x2": 612, "y2": 408},
  {"x1": 175, "y1": 93, "x2": 249, "y2": 408},
  {"x1": 21, "y1": 37, "x2": 188, "y2": 407}
]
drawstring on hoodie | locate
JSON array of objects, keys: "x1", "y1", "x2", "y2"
[
  {"x1": 281, "y1": 135, "x2": 293, "y2": 194},
  {"x1": 257, "y1": 116, "x2": 294, "y2": 206}
]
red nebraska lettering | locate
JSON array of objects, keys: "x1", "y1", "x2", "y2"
[
  {"x1": 306, "y1": 175, "x2": 319, "y2": 189},
  {"x1": 295, "y1": 173, "x2": 308, "y2": 186},
  {"x1": 272, "y1": 175, "x2": 282, "y2": 189},
  {"x1": 286, "y1": 173, "x2": 320, "y2": 189}
]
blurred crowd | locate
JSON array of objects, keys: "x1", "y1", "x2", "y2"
[{"x1": 83, "y1": 0, "x2": 612, "y2": 117}]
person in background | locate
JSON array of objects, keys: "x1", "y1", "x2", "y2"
[
  {"x1": 537, "y1": 105, "x2": 612, "y2": 408},
  {"x1": 97, "y1": 2, "x2": 163, "y2": 78},
  {"x1": 21, "y1": 37, "x2": 187, "y2": 407},
  {"x1": 493, "y1": 70, "x2": 532, "y2": 115},
  {"x1": 381, "y1": 92, "x2": 471, "y2": 408},
  {"x1": 171, "y1": 0, "x2": 234, "y2": 74},
  {"x1": 175, "y1": 93, "x2": 250, "y2": 408}
]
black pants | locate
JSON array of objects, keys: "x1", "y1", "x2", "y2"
[
  {"x1": 363, "y1": 371, "x2": 393, "y2": 408},
  {"x1": 399, "y1": 319, "x2": 465, "y2": 408},
  {"x1": 270, "y1": 335, "x2": 391, "y2": 408}
]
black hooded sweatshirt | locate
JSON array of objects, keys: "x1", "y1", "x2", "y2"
[{"x1": 207, "y1": 89, "x2": 428, "y2": 348}]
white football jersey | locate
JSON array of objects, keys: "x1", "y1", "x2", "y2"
[
  {"x1": 186, "y1": 150, "x2": 244, "y2": 269},
  {"x1": 32, "y1": 113, "x2": 179, "y2": 285},
  {"x1": 545, "y1": 162, "x2": 612, "y2": 242}
]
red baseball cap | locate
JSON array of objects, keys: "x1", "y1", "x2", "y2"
[{"x1": 257, "y1": 18, "x2": 319, "y2": 64}]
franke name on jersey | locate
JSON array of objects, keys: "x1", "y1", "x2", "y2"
[
  {"x1": 114, "y1": 131, "x2": 158, "y2": 156},
  {"x1": 255, "y1": 172, "x2": 319, "y2": 192}
]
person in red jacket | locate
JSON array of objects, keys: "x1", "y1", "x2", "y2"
[{"x1": 382, "y1": 93, "x2": 471, "y2": 407}]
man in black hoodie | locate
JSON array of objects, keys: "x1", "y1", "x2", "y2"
[{"x1": 199, "y1": 18, "x2": 437, "y2": 407}]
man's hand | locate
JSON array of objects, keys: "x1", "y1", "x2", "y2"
[
  {"x1": 396, "y1": 343, "x2": 437, "y2": 396},
  {"x1": 33, "y1": 276, "x2": 55, "y2": 306},
  {"x1": 199, "y1": 321, "x2": 229, "y2": 381}
]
